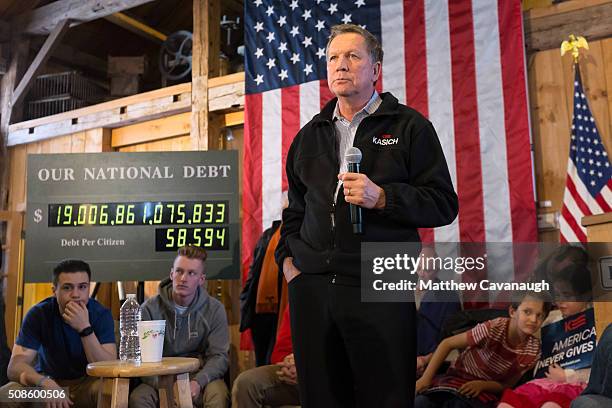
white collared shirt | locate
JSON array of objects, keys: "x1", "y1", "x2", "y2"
[{"x1": 332, "y1": 91, "x2": 382, "y2": 201}]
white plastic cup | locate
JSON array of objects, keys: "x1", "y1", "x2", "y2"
[{"x1": 137, "y1": 320, "x2": 166, "y2": 363}]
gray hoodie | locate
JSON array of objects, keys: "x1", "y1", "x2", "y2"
[{"x1": 140, "y1": 278, "x2": 229, "y2": 387}]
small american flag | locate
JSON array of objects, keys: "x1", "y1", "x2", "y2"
[{"x1": 559, "y1": 67, "x2": 612, "y2": 243}]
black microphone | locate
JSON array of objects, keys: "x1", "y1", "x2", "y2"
[{"x1": 345, "y1": 147, "x2": 363, "y2": 234}]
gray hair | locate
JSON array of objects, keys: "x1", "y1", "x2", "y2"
[{"x1": 326, "y1": 24, "x2": 384, "y2": 63}]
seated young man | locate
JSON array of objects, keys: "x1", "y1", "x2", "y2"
[
  {"x1": 0, "y1": 259, "x2": 116, "y2": 407},
  {"x1": 232, "y1": 305, "x2": 300, "y2": 408},
  {"x1": 129, "y1": 246, "x2": 230, "y2": 408}
]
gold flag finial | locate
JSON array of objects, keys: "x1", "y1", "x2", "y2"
[{"x1": 561, "y1": 34, "x2": 589, "y2": 63}]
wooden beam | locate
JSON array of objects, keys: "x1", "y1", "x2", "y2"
[
  {"x1": 30, "y1": 38, "x2": 108, "y2": 77},
  {"x1": 10, "y1": 83, "x2": 190, "y2": 131},
  {"x1": 191, "y1": 0, "x2": 210, "y2": 151},
  {"x1": 8, "y1": 75, "x2": 243, "y2": 132},
  {"x1": 104, "y1": 12, "x2": 167, "y2": 43},
  {"x1": 524, "y1": 0, "x2": 612, "y2": 18},
  {"x1": 111, "y1": 112, "x2": 191, "y2": 147},
  {"x1": 11, "y1": 20, "x2": 70, "y2": 109},
  {"x1": 8, "y1": 85, "x2": 191, "y2": 146},
  {"x1": 208, "y1": 71, "x2": 244, "y2": 87},
  {"x1": 13, "y1": 0, "x2": 156, "y2": 36},
  {"x1": 52, "y1": 44, "x2": 107, "y2": 76},
  {"x1": 7, "y1": 73, "x2": 245, "y2": 146},
  {"x1": 209, "y1": 80, "x2": 243, "y2": 111},
  {"x1": 524, "y1": 0, "x2": 612, "y2": 52},
  {"x1": 111, "y1": 110, "x2": 244, "y2": 148},
  {"x1": 222, "y1": 111, "x2": 244, "y2": 127}
]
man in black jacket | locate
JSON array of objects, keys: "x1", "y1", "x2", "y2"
[{"x1": 275, "y1": 24, "x2": 458, "y2": 408}]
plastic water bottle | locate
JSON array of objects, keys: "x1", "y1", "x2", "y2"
[{"x1": 119, "y1": 294, "x2": 141, "y2": 363}]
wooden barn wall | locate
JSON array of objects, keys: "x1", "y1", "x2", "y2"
[{"x1": 529, "y1": 38, "x2": 612, "y2": 241}]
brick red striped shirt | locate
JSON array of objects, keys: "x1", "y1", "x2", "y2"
[{"x1": 432, "y1": 317, "x2": 541, "y2": 404}]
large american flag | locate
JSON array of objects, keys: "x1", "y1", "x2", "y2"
[
  {"x1": 559, "y1": 67, "x2": 612, "y2": 243},
  {"x1": 242, "y1": 0, "x2": 537, "y2": 283}
]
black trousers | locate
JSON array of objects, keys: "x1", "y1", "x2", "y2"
[
  {"x1": 288, "y1": 272, "x2": 416, "y2": 408},
  {"x1": 250, "y1": 313, "x2": 278, "y2": 366}
]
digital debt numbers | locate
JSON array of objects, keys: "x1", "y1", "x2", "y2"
[
  {"x1": 48, "y1": 201, "x2": 229, "y2": 251},
  {"x1": 25, "y1": 151, "x2": 240, "y2": 282}
]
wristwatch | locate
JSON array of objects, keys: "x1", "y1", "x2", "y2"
[{"x1": 79, "y1": 326, "x2": 94, "y2": 337}]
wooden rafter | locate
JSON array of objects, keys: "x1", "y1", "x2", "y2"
[
  {"x1": 13, "y1": 0, "x2": 156, "y2": 36},
  {"x1": 524, "y1": 0, "x2": 612, "y2": 52},
  {"x1": 29, "y1": 39, "x2": 108, "y2": 77},
  {"x1": 190, "y1": 0, "x2": 222, "y2": 151},
  {"x1": 11, "y1": 19, "x2": 71, "y2": 109}
]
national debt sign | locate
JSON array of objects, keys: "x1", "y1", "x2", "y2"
[{"x1": 25, "y1": 151, "x2": 239, "y2": 282}]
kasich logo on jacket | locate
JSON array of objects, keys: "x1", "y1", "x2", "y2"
[{"x1": 372, "y1": 133, "x2": 399, "y2": 146}]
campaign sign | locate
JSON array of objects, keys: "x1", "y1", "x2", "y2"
[{"x1": 534, "y1": 308, "x2": 596, "y2": 378}]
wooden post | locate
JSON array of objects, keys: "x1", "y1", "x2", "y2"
[
  {"x1": 1, "y1": 37, "x2": 29, "y2": 212},
  {"x1": 208, "y1": 0, "x2": 221, "y2": 79},
  {"x1": 191, "y1": 0, "x2": 221, "y2": 150},
  {"x1": 191, "y1": 0, "x2": 210, "y2": 151},
  {"x1": 207, "y1": 0, "x2": 222, "y2": 150},
  {"x1": 0, "y1": 41, "x2": 29, "y2": 332},
  {"x1": 0, "y1": 34, "x2": 30, "y2": 348},
  {"x1": 0, "y1": 211, "x2": 24, "y2": 346}
]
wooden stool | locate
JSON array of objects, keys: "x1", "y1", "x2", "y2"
[{"x1": 87, "y1": 357, "x2": 200, "y2": 408}]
